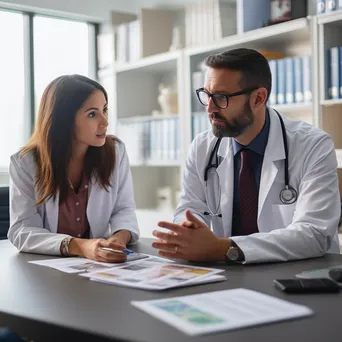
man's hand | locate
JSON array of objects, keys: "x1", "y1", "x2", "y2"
[{"x1": 152, "y1": 209, "x2": 230, "y2": 262}]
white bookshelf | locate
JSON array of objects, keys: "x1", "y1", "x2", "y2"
[
  {"x1": 185, "y1": 17, "x2": 310, "y2": 57},
  {"x1": 99, "y1": 0, "x2": 342, "y2": 214},
  {"x1": 115, "y1": 50, "x2": 181, "y2": 73},
  {"x1": 317, "y1": 9, "x2": 342, "y2": 197}
]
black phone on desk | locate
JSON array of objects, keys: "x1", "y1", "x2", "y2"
[{"x1": 273, "y1": 278, "x2": 341, "y2": 293}]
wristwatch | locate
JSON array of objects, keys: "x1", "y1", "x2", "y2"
[
  {"x1": 226, "y1": 241, "x2": 245, "y2": 262},
  {"x1": 60, "y1": 237, "x2": 73, "y2": 257}
]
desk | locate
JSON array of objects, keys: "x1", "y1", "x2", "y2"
[{"x1": 1, "y1": 238, "x2": 342, "y2": 342}]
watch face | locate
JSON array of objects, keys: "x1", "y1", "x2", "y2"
[{"x1": 227, "y1": 247, "x2": 240, "y2": 261}]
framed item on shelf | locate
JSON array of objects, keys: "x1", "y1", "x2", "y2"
[{"x1": 267, "y1": 0, "x2": 307, "y2": 26}]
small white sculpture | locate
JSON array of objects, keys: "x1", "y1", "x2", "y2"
[
  {"x1": 169, "y1": 26, "x2": 182, "y2": 51},
  {"x1": 157, "y1": 83, "x2": 178, "y2": 115}
]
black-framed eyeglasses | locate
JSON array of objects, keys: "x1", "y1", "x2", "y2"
[{"x1": 196, "y1": 87, "x2": 258, "y2": 109}]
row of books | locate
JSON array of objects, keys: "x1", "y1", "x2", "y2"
[
  {"x1": 317, "y1": 0, "x2": 342, "y2": 14},
  {"x1": 118, "y1": 117, "x2": 180, "y2": 164},
  {"x1": 192, "y1": 55, "x2": 312, "y2": 110},
  {"x1": 327, "y1": 46, "x2": 342, "y2": 99},
  {"x1": 185, "y1": 0, "x2": 236, "y2": 47},
  {"x1": 269, "y1": 56, "x2": 312, "y2": 106},
  {"x1": 192, "y1": 112, "x2": 210, "y2": 139},
  {"x1": 116, "y1": 20, "x2": 140, "y2": 64}
]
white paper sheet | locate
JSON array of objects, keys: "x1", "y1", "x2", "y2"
[
  {"x1": 91, "y1": 273, "x2": 227, "y2": 288},
  {"x1": 88, "y1": 262, "x2": 225, "y2": 290},
  {"x1": 28, "y1": 253, "x2": 173, "y2": 274},
  {"x1": 131, "y1": 288, "x2": 313, "y2": 335}
]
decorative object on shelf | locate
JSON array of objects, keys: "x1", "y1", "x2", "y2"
[
  {"x1": 156, "y1": 83, "x2": 178, "y2": 115},
  {"x1": 258, "y1": 50, "x2": 285, "y2": 60},
  {"x1": 169, "y1": 26, "x2": 182, "y2": 51},
  {"x1": 316, "y1": 0, "x2": 326, "y2": 14},
  {"x1": 266, "y1": 0, "x2": 307, "y2": 26}
]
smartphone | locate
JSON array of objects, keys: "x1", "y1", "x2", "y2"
[{"x1": 273, "y1": 278, "x2": 341, "y2": 293}]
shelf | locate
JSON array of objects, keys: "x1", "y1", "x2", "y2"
[
  {"x1": 118, "y1": 114, "x2": 179, "y2": 123},
  {"x1": 272, "y1": 102, "x2": 312, "y2": 113},
  {"x1": 317, "y1": 10, "x2": 342, "y2": 25},
  {"x1": 336, "y1": 149, "x2": 342, "y2": 168},
  {"x1": 115, "y1": 50, "x2": 181, "y2": 73},
  {"x1": 185, "y1": 17, "x2": 310, "y2": 57},
  {"x1": 321, "y1": 99, "x2": 342, "y2": 106}
]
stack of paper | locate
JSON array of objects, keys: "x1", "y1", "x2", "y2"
[
  {"x1": 29, "y1": 253, "x2": 226, "y2": 290},
  {"x1": 87, "y1": 262, "x2": 225, "y2": 290},
  {"x1": 132, "y1": 288, "x2": 313, "y2": 335},
  {"x1": 28, "y1": 253, "x2": 167, "y2": 274}
]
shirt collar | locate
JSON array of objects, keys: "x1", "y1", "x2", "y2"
[{"x1": 232, "y1": 109, "x2": 270, "y2": 156}]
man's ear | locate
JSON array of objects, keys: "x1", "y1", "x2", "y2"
[{"x1": 251, "y1": 88, "x2": 268, "y2": 110}]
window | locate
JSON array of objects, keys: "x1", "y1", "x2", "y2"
[
  {"x1": 33, "y1": 16, "x2": 94, "y2": 114},
  {"x1": 0, "y1": 10, "x2": 27, "y2": 171},
  {"x1": 0, "y1": 10, "x2": 97, "y2": 179}
]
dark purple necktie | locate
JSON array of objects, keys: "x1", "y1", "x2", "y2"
[{"x1": 239, "y1": 149, "x2": 259, "y2": 235}]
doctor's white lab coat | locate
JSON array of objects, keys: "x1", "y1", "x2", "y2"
[
  {"x1": 174, "y1": 108, "x2": 341, "y2": 263},
  {"x1": 8, "y1": 140, "x2": 140, "y2": 255}
]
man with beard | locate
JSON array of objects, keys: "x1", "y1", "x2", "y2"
[{"x1": 152, "y1": 48, "x2": 340, "y2": 264}]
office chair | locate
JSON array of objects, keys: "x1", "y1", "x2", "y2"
[
  {"x1": 0, "y1": 328, "x2": 23, "y2": 341},
  {"x1": 0, "y1": 186, "x2": 9, "y2": 240}
]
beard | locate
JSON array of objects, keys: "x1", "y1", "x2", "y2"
[{"x1": 211, "y1": 100, "x2": 254, "y2": 138}]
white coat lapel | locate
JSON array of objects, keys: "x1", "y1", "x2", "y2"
[
  {"x1": 216, "y1": 138, "x2": 234, "y2": 236},
  {"x1": 258, "y1": 108, "x2": 286, "y2": 218},
  {"x1": 45, "y1": 191, "x2": 59, "y2": 233}
]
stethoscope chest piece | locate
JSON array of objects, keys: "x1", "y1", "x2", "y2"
[{"x1": 280, "y1": 186, "x2": 297, "y2": 204}]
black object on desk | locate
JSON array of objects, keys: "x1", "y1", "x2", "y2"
[
  {"x1": 273, "y1": 278, "x2": 341, "y2": 293},
  {"x1": 329, "y1": 268, "x2": 342, "y2": 283}
]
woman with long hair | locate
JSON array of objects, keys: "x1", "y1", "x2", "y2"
[{"x1": 8, "y1": 74, "x2": 139, "y2": 262}]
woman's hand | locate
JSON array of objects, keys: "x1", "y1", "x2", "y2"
[{"x1": 69, "y1": 238, "x2": 127, "y2": 263}]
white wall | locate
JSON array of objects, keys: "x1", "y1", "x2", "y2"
[
  {"x1": 0, "y1": 0, "x2": 141, "y2": 21},
  {"x1": 0, "y1": 0, "x2": 200, "y2": 22}
]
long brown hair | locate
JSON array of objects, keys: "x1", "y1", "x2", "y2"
[{"x1": 21, "y1": 74, "x2": 117, "y2": 204}]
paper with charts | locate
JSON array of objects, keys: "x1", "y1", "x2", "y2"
[
  {"x1": 131, "y1": 288, "x2": 313, "y2": 335},
  {"x1": 88, "y1": 262, "x2": 225, "y2": 290},
  {"x1": 28, "y1": 254, "x2": 226, "y2": 289},
  {"x1": 28, "y1": 253, "x2": 174, "y2": 274}
]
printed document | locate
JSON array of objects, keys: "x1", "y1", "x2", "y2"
[
  {"x1": 29, "y1": 255, "x2": 226, "y2": 289},
  {"x1": 131, "y1": 288, "x2": 313, "y2": 335},
  {"x1": 28, "y1": 253, "x2": 173, "y2": 274},
  {"x1": 87, "y1": 262, "x2": 225, "y2": 290}
]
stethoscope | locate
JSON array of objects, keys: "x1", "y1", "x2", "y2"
[{"x1": 203, "y1": 110, "x2": 298, "y2": 218}]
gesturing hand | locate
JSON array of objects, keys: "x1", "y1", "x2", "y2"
[{"x1": 152, "y1": 209, "x2": 230, "y2": 262}]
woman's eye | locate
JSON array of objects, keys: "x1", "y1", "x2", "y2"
[{"x1": 88, "y1": 112, "x2": 96, "y2": 118}]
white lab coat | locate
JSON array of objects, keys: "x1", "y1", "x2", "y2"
[
  {"x1": 174, "y1": 108, "x2": 341, "y2": 263},
  {"x1": 8, "y1": 140, "x2": 140, "y2": 255}
]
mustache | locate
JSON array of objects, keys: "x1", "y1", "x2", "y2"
[{"x1": 210, "y1": 112, "x2": 227, "y2": 122}]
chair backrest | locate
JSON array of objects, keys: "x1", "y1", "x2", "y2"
[
  {"x1": 0, "y1": 186, "x2": 9, "y2": 240},
  {"x1": 0, "y1": 327, "x2": 23, "y2": 341}
]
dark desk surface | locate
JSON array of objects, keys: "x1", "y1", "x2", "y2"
[{"x1": 1, "y1": 238, "x2": 342, "y2": 342}]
